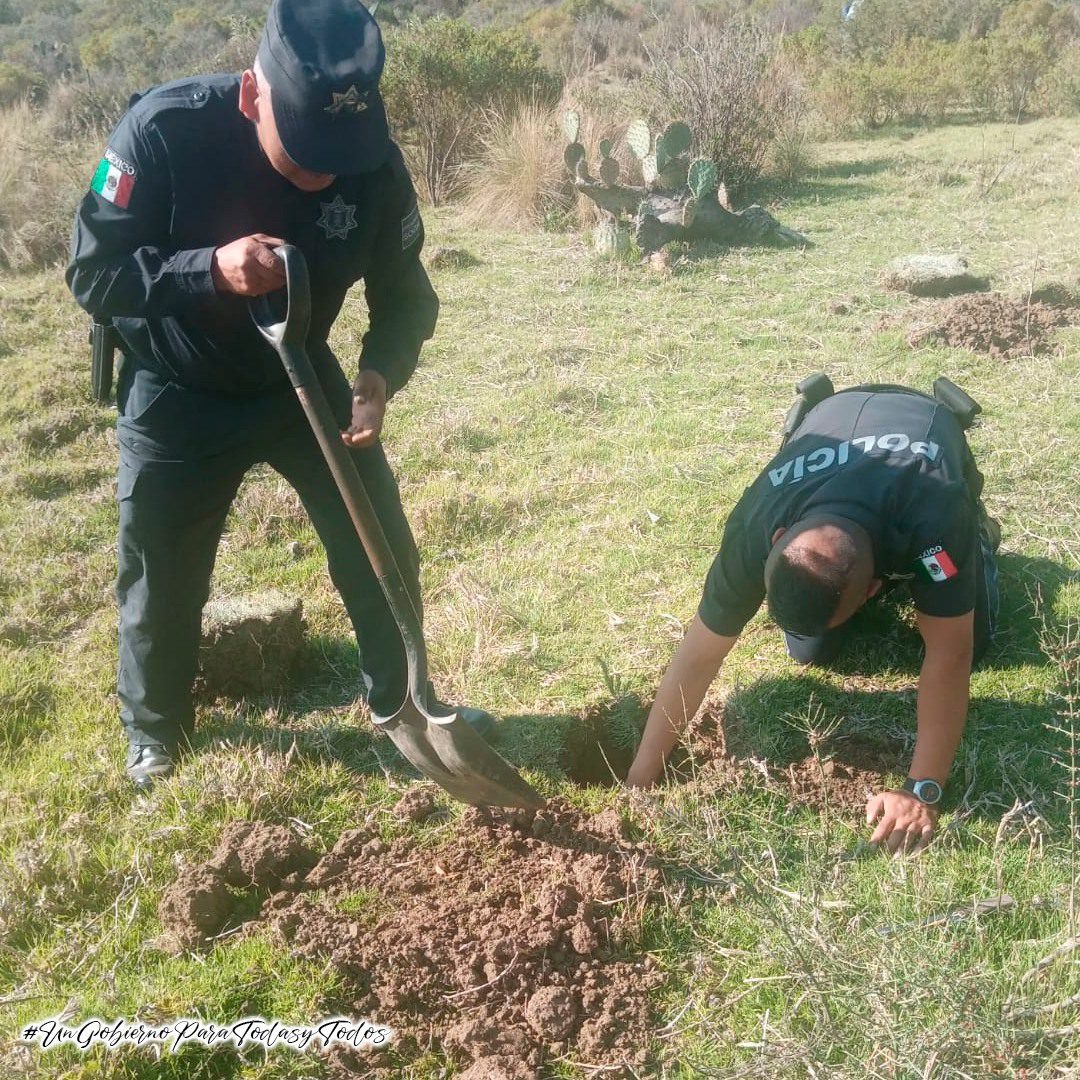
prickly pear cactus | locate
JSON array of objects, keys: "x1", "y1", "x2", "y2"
[
  {"x1": 564, "y1": 142, "x2": 586, "y2": 173},
  {"x1": 593, "y1": 220, "x2": 631, "y2": 257},
  {"x1": 657, "y1": 121, "x2": 691, "y2": 160},
  {"x1": 688, "y1": 158, "x2": 718, "y2": 200},
  {"x1": 599, "y1": 156, "x2": 620, "y2": 186},
  {"x1": 562, "y1": 110, "x2": 580, "y2": 144},
  {"x1": 626, "y1": 118, "x2": 651, "y2": 161},
  {"x1": 641, "y1": 153, "x2": 658, "y2": 187},
  {"x1": 658, "y1": 161, "x2": 688, "y2": 191},
  {"x1": 598, "y1": 138, "x2": 613, "y2": 159}
]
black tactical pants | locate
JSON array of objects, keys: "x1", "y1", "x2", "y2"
[{"x1": 115, "y1": 364, "x2": 418, "y2": 752}]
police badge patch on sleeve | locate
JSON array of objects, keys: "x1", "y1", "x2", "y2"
[{"x1": 401, "y1": 203, "x2": 421, "y2": 250}]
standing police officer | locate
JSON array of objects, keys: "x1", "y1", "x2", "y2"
[
  {"x1": 627, "y1": 382, "x2": 1000, "y2": 853},
  {"x1": 67, "y1": 0, "x2": 483, "y2": 790}
]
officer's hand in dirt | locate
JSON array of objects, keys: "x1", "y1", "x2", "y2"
[
  {"x1": 866, "y1": 789, "x2": 938, "y2": 856},
  {"x1": 343, "y1": 370, "x2": 387, "y2": 448},
  {"x1": 211, "y1": 233, "x2": 286, "y2": 296}
]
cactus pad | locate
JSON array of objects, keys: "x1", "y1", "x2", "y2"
[
  {"x1": 598, "y1": 138, "x2": 613, "y2": 159},
  {"x1": 562, "y1": 110, "x2": 580, "y2": 144},
  {"x1": 659, "y1": 161, "x2": 688, "y2": 191},
  {"x1": 599, "y1": 156, "x2": 620, "y2": 186},
  {"x1": 641, "y1": 153, "x2": 658, "y2": 187},
  {"x1": 564, "y1": 142, "x2": 586, "y2": 173},
  {"x1": 658, "y1": 121, "x2": 692, "y2": 160},
  {"x1": 626, "y1": 118, "x2": 651, "y2": 160},
  {"x1": 688, "y1": 158, "x2": 718, "y2": 200}
]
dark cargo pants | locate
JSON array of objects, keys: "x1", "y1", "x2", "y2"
[{"x1": 115, "y1": 364, "x2": 419, "y2": 752}]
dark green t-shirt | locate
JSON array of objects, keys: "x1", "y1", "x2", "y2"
[{"x1": 698, "y1": 388, "x2": 984, "y2": 637}]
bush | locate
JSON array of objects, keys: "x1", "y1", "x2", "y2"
[
  {"x1": 637, "y1": 20, "x2": 806, "y2": 197},
  {"x1": 381, "y1": 17, "x2": 561, "y2": 206}
]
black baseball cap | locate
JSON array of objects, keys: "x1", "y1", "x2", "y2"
[{"x1": 256, "y1": 0, "x2": 390, "y2": 175}]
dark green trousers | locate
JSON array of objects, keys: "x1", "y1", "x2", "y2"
[{"x1": 115, "y1": 364, "x2": 419, "y2": 751}]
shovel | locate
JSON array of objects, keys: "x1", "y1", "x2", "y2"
[{"x1": 251, "y1": 244, "x2": 544, "y2": 809}]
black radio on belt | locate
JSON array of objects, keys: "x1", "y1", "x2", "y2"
[{"x1": 89, "y1": 318, "x2": 120, "y2": 405}]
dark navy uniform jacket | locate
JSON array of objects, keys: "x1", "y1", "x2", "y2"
[
  {"x1": 67, "y1": 74, "x2": 438, "y2": 399},
  {"x1": 699, "y1": 388, "x2": 985, "y2": 637}
]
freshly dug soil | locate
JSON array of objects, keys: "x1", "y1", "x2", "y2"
[
  {"x1": 895, "y1": 287, "x2": 1078, "y2": 359},
  {"x1": 159, "y1": 802, "x2": 666, "y2": 1077},
  {"x1": 675, "y1": 707, "x2": 908, "y2": 812}
]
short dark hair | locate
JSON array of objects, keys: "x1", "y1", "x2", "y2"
[{"x1": 765, "y1": 524, "x2": 862, "y2": 636}]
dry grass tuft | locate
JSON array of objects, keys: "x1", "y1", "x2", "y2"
[
  {"x1": 0, "y1": 99, "x2": 102, "y2": 271},
  {"x1": 460, "y1": 101, "x2": 576, "y2": 230}
]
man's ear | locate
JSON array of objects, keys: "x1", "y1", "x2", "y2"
[
  {"x1": 866, "y1": 577, "x2": 883, "y2": 600},
  {"x1": 238, "y1": 69, "x2": 259, "y2": 122},
  {"x1": 770, "y1": 527, "x2": 786, "y2": 547}
]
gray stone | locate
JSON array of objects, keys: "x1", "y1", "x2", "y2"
[
  {"x1": 882, "y1": 254, "x2": 988, "y2": 297},
  {"x1": 199, "y1": 591, "x2": 305, "y2": 697}
]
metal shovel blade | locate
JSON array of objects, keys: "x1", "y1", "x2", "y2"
[
  {"x1": 378, "y1": 699, "x2": 545, "y2": 809},
  {"x1": 251, "y1": 244, "x2": 545, "y2": 809}
]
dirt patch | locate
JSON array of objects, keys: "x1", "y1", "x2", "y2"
[
  {"x1": 675, "y1": 708, "x2": 908, "y2": 812},
  {"x1": 887, "y1": 287, "x2": 1079, "y2": 359},
  {"x1": 161, "y1": 801, "x2": 666, "y2": 1076},
  {"x1": 157, "y1": 821, "x2": 317, "y2": 952}
]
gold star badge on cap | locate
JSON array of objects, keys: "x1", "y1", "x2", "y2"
[{"x1": 325, "y1": 85, "x2": 370, "y2": 115}]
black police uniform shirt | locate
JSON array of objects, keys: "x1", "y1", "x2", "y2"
[
  {"x1": 66, "y1": 75, "x2": 438, "y2": 399},
  {"x1": 698, "y1": 388, "x2": 985, "y2": 638}
]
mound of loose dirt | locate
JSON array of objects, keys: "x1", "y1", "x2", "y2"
[
  {"x1": 895, "y1": 287, "x2": 1079, "y2": 359},
  {"x1": 159, "y1": 802, "x2": 666, "y2": 1076},
  {"x1": 676, "y1": 709, "x2": 908, "y2": 812},
  {"x1": 157, "y1": 821, "x2": 317, "y2": 952}
]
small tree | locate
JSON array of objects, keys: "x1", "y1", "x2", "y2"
[{"x1": 381, "y1": 17, "x2": 560, "y2": 205}]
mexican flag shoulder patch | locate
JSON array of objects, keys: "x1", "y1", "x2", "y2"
[
  {"x1": 91, "y1": 148, "x2": 136, "y2": 209},
  {"x1": 918, "y1": 545, "x2": 958, "y2": 583}
]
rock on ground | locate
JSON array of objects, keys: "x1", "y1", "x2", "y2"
[{"x1": 882, "y1": 254, "x2": 988, "y2": 297}]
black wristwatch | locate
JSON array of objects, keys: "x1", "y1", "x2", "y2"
[{"x1": 902, "y1": 777, "x2": 943, "y2": 805}]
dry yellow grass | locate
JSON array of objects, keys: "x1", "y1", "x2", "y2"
[{"x1": 0, "y1": 98, "x2": 102, "y2": 271}]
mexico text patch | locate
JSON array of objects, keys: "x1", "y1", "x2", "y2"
[
  {"x1": 918, "y1": 546, "x2": 958, "y2": 583},
  {"x1": 91, "y1": 148, "x2": 136, "y2": 208}
]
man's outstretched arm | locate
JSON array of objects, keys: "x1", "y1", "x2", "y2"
[
  {"x1": 867, "y1": 609, "x2": 974, "y2": 853},
  {"x1": 627, "y1": 616, "x2": 739, "y2": 788}
]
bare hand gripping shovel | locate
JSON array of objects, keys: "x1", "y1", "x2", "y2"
[{"x1": 252, "y1": 245, "x2": 544, "y2": 809}]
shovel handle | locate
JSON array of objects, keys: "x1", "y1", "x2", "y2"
[{"x1": 250, "y1": 244, "x2": 429, "y2": 708}]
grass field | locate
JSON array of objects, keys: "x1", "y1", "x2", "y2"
[{"x1": 1, "y1": 116, "x2": 1079, "y2": 1079}]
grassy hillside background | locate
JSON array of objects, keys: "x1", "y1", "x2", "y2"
[{"x1": 0, "y1": 114, "x2": 1078, "y2": 1077}]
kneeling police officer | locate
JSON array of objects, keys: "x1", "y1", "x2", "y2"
[{"x1": 628, "y1": 378, "x2": 1000, "y2": 853}]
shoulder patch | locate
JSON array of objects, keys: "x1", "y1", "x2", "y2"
[
  {"x1": 91, "y1": 148, "x2": 136, "y2": 208},
  {"x1": 917, "y1": 545, "x2": 959, "y2": 583},
  {"x1": 401, "y1": 203, "x2": 421, "y2": 250}
]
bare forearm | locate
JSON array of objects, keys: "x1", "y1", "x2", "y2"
[
  {"x1": 628, "y1": 617, "x2": 737, "y2": 787},
  {"x1": 910, "y1": 614, "x2": 974, "y2": 784}
]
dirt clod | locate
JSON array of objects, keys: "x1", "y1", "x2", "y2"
[
  {"x1": 677, "y1": 708, "x2": 908, "y2": 812},
  {"x1": 391, "y1": 787, "x2": 440, "y2": 823},
  {"x1": 157, "y1": 822, "x2": 315, "y2": 952}
]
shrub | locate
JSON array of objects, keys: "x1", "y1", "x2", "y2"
[
  {"x1": 636, "y1": 20, "x2": 804, "y2": 197},
  {"x1": 460, "y1": 101, "x2": 575, "y2": 230},
  {"x1": 381, "y1": 17, "x2": 561, "y2": 206}
]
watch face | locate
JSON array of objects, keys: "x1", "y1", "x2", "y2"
[{"x1": 913, "y1": 779, "x2": 943, "y2": 805}]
